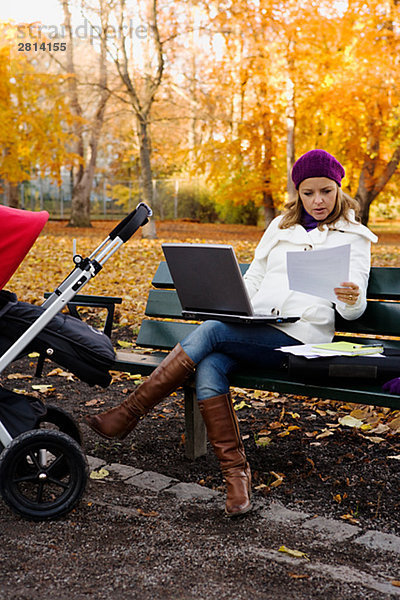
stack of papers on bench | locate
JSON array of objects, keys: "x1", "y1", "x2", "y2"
[{"x1": 278, "y1": 341, "x2": 385, "y2": 359}]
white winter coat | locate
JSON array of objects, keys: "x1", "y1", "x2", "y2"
[{"x1": 243, "y1": 211, "x2": 378, "y2": 344}]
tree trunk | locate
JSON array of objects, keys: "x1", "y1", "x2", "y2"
[
  {"x1": 137, "y1": 116, "x2": 157, "y2": 238},
  {"x1": 68, "y1": 183, "x2": 92, "y2": 226},
  {"x1": 286, "y1": 80, "x2": 296, "y2": 201},
  {"x1": 286, "y1": 44, "x2": 297, "y2": 202},
  {"x1": 355, "y1": 145, "x2": 400, "y2": 225},
  {"x1": 6, "y1": 183, "x2": 19, "y2": 209},
  {"x1": 63, "y1": 0, "x2": 110, "y2": 228},
  {"x1": 355, "y1": 184, "x2": 375, "y2": 226},
  {"x1": 63, "y1": 0, "x2": 86, "y2": 226},
  {"x1": 261, "y1": 189, "x2": 276, "y2": 229},
  {"x1": 112, "y1": 0, "x2": 164, "y2": 239}
]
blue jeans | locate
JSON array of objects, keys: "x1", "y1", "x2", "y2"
[{"x1": 180, "y1": 320, "x2": 300, "y2": 400}]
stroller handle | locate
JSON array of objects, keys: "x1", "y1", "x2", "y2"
[{"x1": 109, "y1": 202, "x2": 152, "y2": 243}]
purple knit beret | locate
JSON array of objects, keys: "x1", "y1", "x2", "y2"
[{"x1": 291, "y1": 149, "x2": 345, "y2": 189}]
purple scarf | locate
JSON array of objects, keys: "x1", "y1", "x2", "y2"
[{"x1": 301, "y1": 208, "x2": 320, "y2": 232}]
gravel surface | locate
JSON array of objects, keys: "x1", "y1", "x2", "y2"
[{"x1": 2, "y1": 352, "x2": 400, "y2": 599}]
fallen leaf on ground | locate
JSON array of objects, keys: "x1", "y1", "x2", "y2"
[
  {"x1": 31, "y1": 384, "x2": 55, "y2": 392},
  {"x1": 255, "y1": 436, "x2": 272, "y2": 447},
  {"x1": 234, "y1": 400, "x2": 250, "y2": 411},
  {"x1": 369, "y1": 423, "x2": 390, "y2": 435},
  {"x1": 137, "y1": 508, "x2": 159, "y2": 517},
  {"x1": 316, "y1": 430, "x2": 334, "y2": 440},
  {"x1": 278, "y1": 546, "x2": 310, "y2": 560},
  {"x1": 254, "y1": 484, "x2": 269, "y2": 491},
  {"x1": 7, "y1": 373, "x2": 32, "y2": 380},
  {"x1": 360, "y1": 424, "x2": 372, "y2": 431},
  {"x1": 270, "y1": 471, "x2": 285, "y2": 488},
  {"x1": 85, "y1": 398, "x2": 105, "y2": 407},
  {"x1": 47, "y1": 368, "x2": 74, "y2": 379},
  {"x1": 388, "y1": 416, "x2": 400, "y2": 432},
  {"x1": 391, "y1": 581, "x2": 400, "y2": 587},
  {"x1": 288, "y1": 573, "x2": 310, "y2": 579},
  {"x1": 338, "y1": 415, "x2": 363, "y2": 428},
  {"x1": 361, "y1": 435, "x2": 386, "y2": 444},
  {"x1": 350, "y1": 408, "x2": 370, "y2": 419},
  {"x1": 117, "y1": 340, "x2": 134, "y2": 348},
  {"x1": 251, "y1": 401, "x2": 265, "y2": 409},
  {"x1": 89, "y1": 468, "x2": 110, "y2": 480},
  {"x1": 387, "y1": 455, "x2": 400, "y2": 460},
  {"x1": 341, "y1": 513, "x2": 360, "y2": 525}
]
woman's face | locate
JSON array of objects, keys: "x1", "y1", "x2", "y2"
[{"x1": 299, "y1": 177, "x2": 337, "y2": 221}]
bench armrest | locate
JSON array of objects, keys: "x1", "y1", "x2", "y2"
[{"x1": 43, "y1": 292, "x2": 122, "y2": 337}]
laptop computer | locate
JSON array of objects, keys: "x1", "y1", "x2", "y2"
[{"x1": 162, "y1": 243, "x2": 299, "y2": 324}]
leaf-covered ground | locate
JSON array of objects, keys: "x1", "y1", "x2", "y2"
[{"x1": 4, "y1": 218, "x2": 400, "y2": 533}]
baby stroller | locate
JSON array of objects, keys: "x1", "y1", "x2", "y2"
[{"x1": 0, "y1": 203, "x2": 152, "y2": 521}]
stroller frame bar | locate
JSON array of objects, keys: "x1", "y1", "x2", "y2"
[
  {"x1": 0, "y1": 202, "x2": 152, "y2": 378},
  {"x1": 0, "y1": 420, "x2": 13, "y2": 446}
]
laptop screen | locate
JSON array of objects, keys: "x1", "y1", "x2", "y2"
[{"x1": 162, "y1": 243, "x2": 254, "y2": 316}]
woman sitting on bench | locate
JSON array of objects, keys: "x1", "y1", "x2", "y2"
[{"x1": 86, "y1": 149, "x2": 377, "y2": 517}]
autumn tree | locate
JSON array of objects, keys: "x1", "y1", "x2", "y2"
[
  {"x1": 0, "y1": 22, "x2": 76, "y2": 207},
  {"x1": 347, "y1": 0, "x2": 400, "y2": 224},
  {"x1": 97, "y1": 0, "x2": 166, "y2": 238},
  {"x1": 286, "y1": 0, "x2": 400, "y2": 224},
  {"x1": 61, "y1": 0, "x2": 111, "y2": 227}
]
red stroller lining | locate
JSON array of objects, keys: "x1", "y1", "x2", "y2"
[{"x1": 0, "y1": 206, "x2": 49, "y2": 290}]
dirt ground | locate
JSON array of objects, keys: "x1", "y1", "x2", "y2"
[
  {"x1": 1, "y1": 219, "x2": 400, "y2": 599},
  {"x1": 2, "y1": 352, "x2": 400, "y2": 599}
]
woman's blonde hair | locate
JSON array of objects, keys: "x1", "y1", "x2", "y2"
[{"x1": 279, "y1": 185, "x2": 360, "y2": 230}]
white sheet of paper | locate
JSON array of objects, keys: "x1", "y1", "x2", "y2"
[
  {"x1": 277, "y1": 344, "x2": 385, "y2": 359},
  {"x1": 286, "y1": 244, "x2": 350, "y2": 302}
]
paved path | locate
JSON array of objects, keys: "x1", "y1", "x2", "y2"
[{"x1": 87, "y1": 456, "x2": 400, "y2": 599}]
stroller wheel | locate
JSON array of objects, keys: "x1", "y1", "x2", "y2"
[
  {"x1": 37, "y1": 405, "x2": 83, "y2": 446},
  {"x1": 0, "y1": 429, "x2": 88, "y2": 521}
]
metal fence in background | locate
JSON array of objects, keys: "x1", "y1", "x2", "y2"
[{"x1": 0, "y1": 176, "x2": 208, "y2": 221}]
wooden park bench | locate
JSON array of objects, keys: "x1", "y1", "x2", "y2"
[{"x1": 55, "y1": 263, "x2": 400, "y2": 460}]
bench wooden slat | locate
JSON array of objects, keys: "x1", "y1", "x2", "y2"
[
  {"x1": 113, "y1": 351, "x2": 165, "y2": 375},
  {"x1": 367, "y1": 267, "x2": 400, "y2": 299},
  {"x1": 145, "y1": 289, "x2": 183, "y2": 318},
  {"x1": 136, "y1": 319, "x2": 198, "y2": 350},
  {"x1": 336, "y1": 301, "x2": 400, "y2": 336}
]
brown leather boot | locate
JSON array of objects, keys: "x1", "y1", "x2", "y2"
[
  {"x1": 85, "y1": 344, "x2": 195, "y2": 440},
  {"x1": 198, "y1": 393, "x2": 252, "y2": 517}
]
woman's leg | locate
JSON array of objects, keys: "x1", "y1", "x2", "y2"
[
  {"x1": 85, "y1": 320, "x2": 298, "y2": 440},
  {"x1": 198, "y1": 392, "x2": 252, "y2": 516},
  {"x1": 181, "y1": 322, "x2": 300, "y2": 517},
  {"x1": 180, "y1": 319, "x2": 299, "y2": 372},
  {"x1": 85, "y1": 343, "x2": 195, "y2": 439}
]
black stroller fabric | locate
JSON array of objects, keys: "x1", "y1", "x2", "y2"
[
  {"x1": 0, "y1": 290, "x2": 115, "y2": 387},
  {"x1": 0, "y1": 386, "x2": 46, "y2": 438}
]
